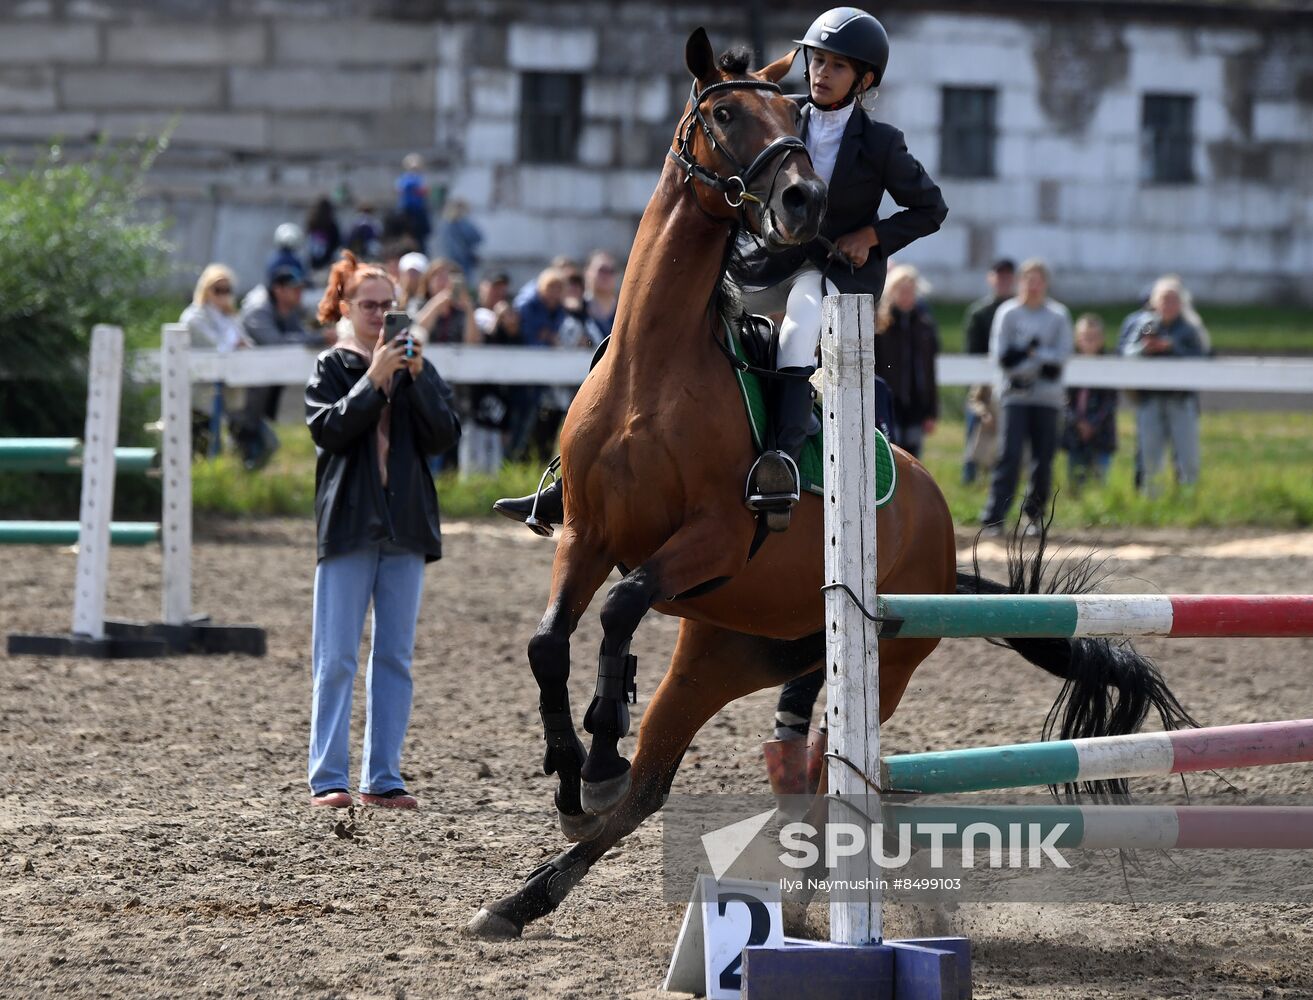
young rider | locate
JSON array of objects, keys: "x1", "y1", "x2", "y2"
[{"x1": 495, "y1": 6, "x2": 946, "y2": 533}]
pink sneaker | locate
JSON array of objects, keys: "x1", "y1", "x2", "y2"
[
  {"x1": 360, "y1": 789, "x2": 418, "y2": 810},
  {"x1": 310, "y1": 789, "x2": 354, "y2": 809}
]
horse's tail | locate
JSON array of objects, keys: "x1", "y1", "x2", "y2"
[{"x1": 955, "y1": 517, "x2": 1198, "y2": 801}]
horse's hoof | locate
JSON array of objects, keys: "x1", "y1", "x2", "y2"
[
  {"x1": 465, "y1": 907, "x2": 523, "y2": 940},
  {"x1": 581, "y1": 768, "x2": 631, "y2": 816},
  {"x1": 560, "y1": 807, "x2": 606, "y2": 842}
]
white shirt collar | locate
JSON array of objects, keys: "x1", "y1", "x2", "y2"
[{"x1": 804, "y1": 102, "x2": 856, "y2": 186}]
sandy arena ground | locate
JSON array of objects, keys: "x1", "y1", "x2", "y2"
[{"x1": 2, "y1": 518, "x2": 1311, "y2": 999}]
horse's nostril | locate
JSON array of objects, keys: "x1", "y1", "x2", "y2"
[{"x1": 781, "y1": 184, "x2": 807, "y2": 216}]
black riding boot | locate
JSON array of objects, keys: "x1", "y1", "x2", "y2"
[
  {"x1": 745, "y1": 366, "x2": 816, "y2": 531},
  {"x1": 494, "y1": 474, "x2": 565, "y2": 537}
]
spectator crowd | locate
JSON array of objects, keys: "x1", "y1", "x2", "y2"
[
  {"x1": 958, "y1": 258, "x2": 1211, "y2": 535},
  {"x1": 180, "y1": 152, "x2": 1212, "y2": 512},
  {"x1": 181, "y1": 153, "x2": 620, "y2": 474}
]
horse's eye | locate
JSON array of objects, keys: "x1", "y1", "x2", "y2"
[{"x1": 713, "y1": 106, "x2": 733, "y2": 124}]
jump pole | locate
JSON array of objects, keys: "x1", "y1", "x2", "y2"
[
  {"x1": 874, "y1": 594, "x2": 1313, "y2": 639},
  {"x1": 881, "y1": 718, "x2": 1313, "y2": 795},
  {"x1": 741, "y1": 296, "x2": 971, "y2": 999}
]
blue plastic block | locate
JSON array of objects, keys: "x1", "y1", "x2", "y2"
[{"x1": 743, "y1": 942, "x2": 894, "y2": 999}]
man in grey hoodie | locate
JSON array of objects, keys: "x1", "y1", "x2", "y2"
[{"x1": 980, "y1": 258, "x2": 1073, "y2": 533}]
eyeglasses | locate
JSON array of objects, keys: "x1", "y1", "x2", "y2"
[
  {"x1": 350, "y1": 299, "x2": 396, "y2": 314},
  {"x1": 212, "y1": 285, "x2": 233, "y2": 295}
]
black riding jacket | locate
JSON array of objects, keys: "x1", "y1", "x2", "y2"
[
  {"x1": 740, "y1": 98, "x2": 948, "y2": 298},
  {"x1": 305, "y1": 347, "x2": 460, "y2": 563}
]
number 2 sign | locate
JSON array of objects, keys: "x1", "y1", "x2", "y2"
[{"x1": 663, "y1": 876, "x2": 784, "y2": 998}]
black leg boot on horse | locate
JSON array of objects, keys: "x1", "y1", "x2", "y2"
[
  {"x1": 579, "y1": 568, "x2": 660, "y2": 817},
  {"x1": 745, "y1": 366, "x2": 816, "y2": 531}
]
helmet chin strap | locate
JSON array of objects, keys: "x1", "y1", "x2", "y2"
[{"x1": 807, "y1": 87, "x2": 861, "y2": 112}]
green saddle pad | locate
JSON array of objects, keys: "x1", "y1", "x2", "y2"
[{"x1": 730, "y1": 325, "x2": 896, "y2": 506}]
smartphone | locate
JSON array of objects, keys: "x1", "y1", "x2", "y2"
[
  {"x1": 382, "y1": 310, "x2": 409, "y2": 344},
  {"x1": 383, "y1": 310, "x2": 415, "y2": 360}
]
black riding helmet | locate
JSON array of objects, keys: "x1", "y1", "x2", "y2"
[{"x1": 795, "y1": 6, "x2": 891, "y2": 91}]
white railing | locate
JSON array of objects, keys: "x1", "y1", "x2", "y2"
[{"x1": 138, "y1": 325, "x2": 1313, "y2": 394}]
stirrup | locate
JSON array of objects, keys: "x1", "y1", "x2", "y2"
[
  {"x1": 525, "y1": 457, "x2": 562, "y2": 537},
  {"x1": 744, "y1": 451, "x2": 801, "y2": 511}
]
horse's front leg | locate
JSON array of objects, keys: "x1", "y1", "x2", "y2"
[
  {"x1": 579, "y1": 520, "x2": 750, "y2": 817},
  {"x1": 528, "y1": 527, "x2": 613, "y2": 841},
  {"x1": 468, "y1": 621, "x2": 816, "y2": 940}
]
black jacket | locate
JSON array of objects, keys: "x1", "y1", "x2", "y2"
[
  {"x1": 739, "y1": 99, "x2": 948, "y2": 297},
  {"x1": 1062, "y1": 383, "x2": 1118, "y2": 455},
  {"x1": 963, "y1": 293, "x2": 1007, "y2": 356},
  {"x1": 877, "y1": 304, "x2": 940, "y2": 425},
  {"x1": 305, "y1": 348, "x2": 460, "y2": 563}
]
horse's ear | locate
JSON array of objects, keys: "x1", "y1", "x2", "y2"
[
  {"x1": 754, "y1": 47, "x2": 798, "y2": 84},
  {"x1": 685, "y1": 27, "x2": 717, "y2": 85}
]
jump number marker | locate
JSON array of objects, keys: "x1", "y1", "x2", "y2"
[{"x1": 663, "y1": 876, "x2": 783, "y2": 998}]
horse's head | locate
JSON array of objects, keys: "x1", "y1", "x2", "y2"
[{"x1": 673, "y1": 28, "x2": 826, "y2": 250}]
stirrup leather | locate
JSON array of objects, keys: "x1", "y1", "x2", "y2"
[{"x1": 744, "y1": 451, "x2": 801, "y2": 511}]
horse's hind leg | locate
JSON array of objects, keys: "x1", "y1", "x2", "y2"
[
  {"x1": 468, "y1": 620, "x2": 822, "y2": 939},
  {"x1": 579, "y1": 522, "x2": 751, "y2": 817},
  {"x1": 528, "y1": 528, "x2": 614, "y2": 841}
]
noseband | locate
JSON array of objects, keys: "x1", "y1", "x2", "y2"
[{"x1": 668, "y1": 78, "x2": 811, "y2": 220}]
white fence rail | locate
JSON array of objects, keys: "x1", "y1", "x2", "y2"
[{"x1": 137, "y1": 324, "x2": 1313, "y2": 394}]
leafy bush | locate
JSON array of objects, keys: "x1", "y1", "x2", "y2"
[{"x1": 0, "y1": 140, "x2": 173, "y2": 517}]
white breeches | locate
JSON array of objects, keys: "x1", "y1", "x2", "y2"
[{"x1": 741, "y1": 267, "x2": 826, "y2": 370}]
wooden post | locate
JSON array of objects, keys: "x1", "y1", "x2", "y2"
[
  {"x1": 160, "y1": 326, "x2": 192, "y2": 625},
  {"x1": 71, "y1": 326, "x2": 124, "y2": 639},
  {"x1": 820, "y1": 293, "x2": 883, "y2": 945}
]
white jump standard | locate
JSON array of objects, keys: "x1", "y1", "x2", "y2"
[{"x1": 7, "y1": 326, "x2": 265, "y2": 659}]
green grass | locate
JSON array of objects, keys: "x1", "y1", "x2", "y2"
[
  {"x1": 190, "y1": 427, "x2": 550, "y2": 520},
  {"x1": 928, "y1": 301, "x2": 1313, "y2": 355},
  {"x1": 192, "y1": 409, "x2": 1313, "y2": 529},
  {"x1": 920, "y1": 407, "x2": 1313, "y2": 530}
]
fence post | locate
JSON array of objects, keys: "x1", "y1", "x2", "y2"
[
  {"x1": 820, "y1": 293, "x2": 883, "y2": 945},
  {"x1": 161, "y1": 326, "x2": 192, "y2": 626},
  {"x1": 71, "y1": 325, "x2": 124, "y2": 639}
]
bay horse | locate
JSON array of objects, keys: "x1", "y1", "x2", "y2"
[{"x1": 468, "y1": 29, "x2": 1191, "y2": 939}]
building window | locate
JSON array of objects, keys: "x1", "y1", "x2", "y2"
[
  {"x1": 1142, "y1": 94, "x2": 1195, "y2": 184},
  {"x1": 940, "y1": 87, "x2": 996, "y2": 179},
  {"x1": 520, "y1": 72, "x2": 583, "y2": 164}
]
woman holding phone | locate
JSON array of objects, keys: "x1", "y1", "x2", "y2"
[
  {"x1": 414, "y1": 257, "x2": 479, "y2": 345},
  {"x1": 304, "y1": 251, "x2": 460, "y2": 809}
]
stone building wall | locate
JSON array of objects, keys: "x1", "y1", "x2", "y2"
[{"x1": 0, "y1": 0, "x2": 1309, "y2": 303}]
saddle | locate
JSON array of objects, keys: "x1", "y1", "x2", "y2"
[
  {"x1": 585, "y1": 319, "x2": 898, "y2": 509},
  {"x1": 728, "y1": 315, "x2": 897, "y2": 507}
]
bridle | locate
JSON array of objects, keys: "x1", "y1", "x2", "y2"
[{"x1": 667, "y1": 78, "x2": 811, "y2": 226}]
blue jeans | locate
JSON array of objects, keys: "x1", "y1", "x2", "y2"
[
  {"x1": 963, "y1": 403, "x2": 980, "y2": 481},
  {"x1": 1066, "y1": 447, "x2": 1113, "y2": 491},
  {"x1": 309, "y1": 543, "x2": 426, "y2": 795},
  {"x1": 1136, "y1": 393, "x2": 1200, "y2": 491}
]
